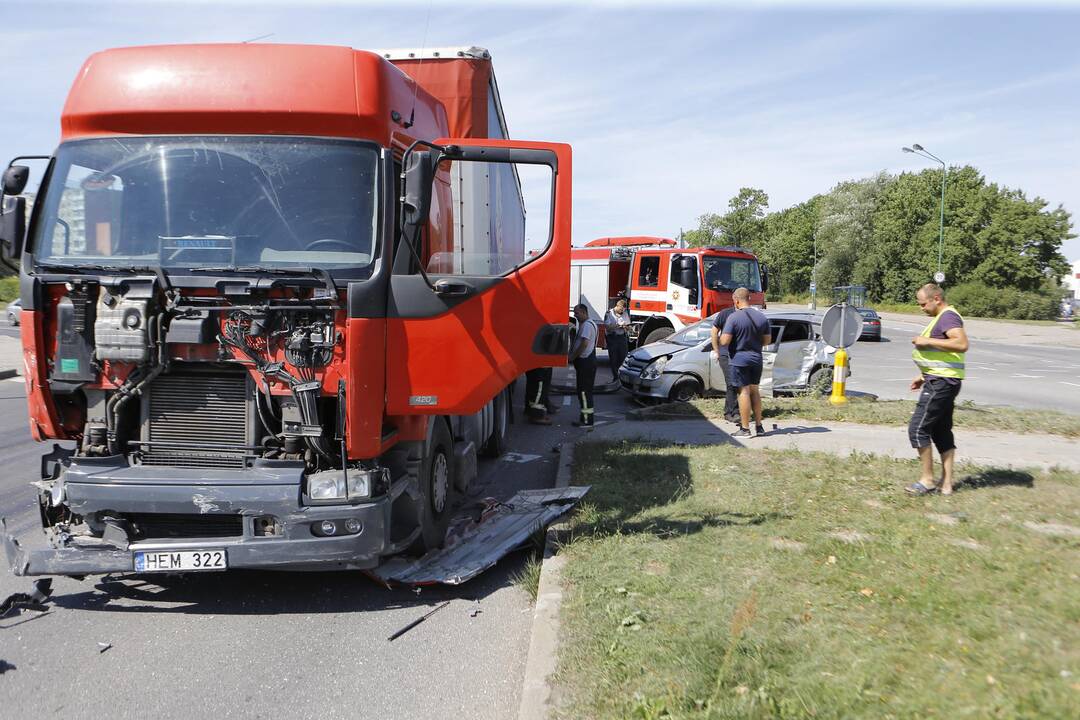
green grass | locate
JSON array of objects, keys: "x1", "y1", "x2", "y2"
[
  {"x1": 629, "y1": 395, "x2": 1080, "y2": 438},
  {"x1": 555, "y1": 441, "x2": 1080, "y2": 719},
  {"x1": 0, "y1": 275, "x2": 17, "y2": 303},
  {"x1": 512, "y1": 553, "x2": 544, "y2": 603}
]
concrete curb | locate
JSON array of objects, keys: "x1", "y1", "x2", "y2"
[
  {"x1": 517, "y1": 441, "x2": 575, "y2": 720},
  {"x1": 0, "y1": 369, "x2": 17, "y2": 380}
]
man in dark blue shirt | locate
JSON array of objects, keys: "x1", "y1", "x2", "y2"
[
  {"x1": 710, "y1": 305, "x2": 740, "y2": 423},
  {"x1": 719, "y1": 288, "x2": 771, "y2": 437}
]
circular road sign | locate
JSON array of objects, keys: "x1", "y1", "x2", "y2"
[
  {"x1": 933, "y1": 271, "x2": 946, "y2": 283},
  {"x1": 821, "y1": 304, "x2": 864, "y2": 349}
]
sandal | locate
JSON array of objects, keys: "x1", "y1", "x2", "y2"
[{"x1": 905, "y1": 481, "x2": 939, "y2": 495}]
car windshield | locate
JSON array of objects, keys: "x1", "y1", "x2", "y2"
[
  {"x1": 30, "y1": 136, "x2": 379, "y2": 275},
  {"x1": 668, "y1": 314, "x2": 719, "y2": 346},
  {"x1": 702, "y1": 256, "x2": 761, "y2": 292}
]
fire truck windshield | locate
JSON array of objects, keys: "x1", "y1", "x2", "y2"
[
  {"x1": 30, "y1": 136, "x2": 379, "y2": 276},
  {"x1": 702, "y1": 255, "x2": 761, "y2": 292}
]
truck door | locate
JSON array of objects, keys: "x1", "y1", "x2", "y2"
[
  {"x1": 629, "y1": 253, "x2": 666, "y2": 316},
  {"x1": 385, "y1": 140, "x2": 572, "y2": 415}
]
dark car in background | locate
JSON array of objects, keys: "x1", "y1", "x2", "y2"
[{"x1": 857, "y1": 307, "x2": 882, "y2": 341}]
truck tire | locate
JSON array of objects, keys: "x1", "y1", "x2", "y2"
[
  {"x1": 642, "y1": 327, "x2": 674, "y2": 346},
  {"x1": 669, "y1": 376, "x2": 703, "y2": 403},
  {"x1": 481, "y1": 386, "x2": 510, "y2": 458},
  {"x1": 410, "y1": 419, "x2": 454, "y2": 554}
]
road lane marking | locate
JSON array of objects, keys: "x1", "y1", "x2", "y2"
[{"x1": 1061, "y1": 381, "x2": 1080, "y2": 388}]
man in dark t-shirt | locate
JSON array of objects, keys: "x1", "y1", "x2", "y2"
[
  {"x1": 717, "y1": 288, "x2": 771, "y2": 437},
  {"x1": 710, "y1": 305, "x2": 739, "y2": 423}
]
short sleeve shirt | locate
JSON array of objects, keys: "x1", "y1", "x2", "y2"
[
  {"x1": 576, "y1": 319, "x2": 598, "y2": 357},
  {"x1": 722, "y1": 308, "x2": 771, "y2": 367},
  {"x1": 712, "y1": 307, "x2": 738, "y2": 357},
  {"x1": 925, "y1": 309, "x2": 964, "y2": 385}
]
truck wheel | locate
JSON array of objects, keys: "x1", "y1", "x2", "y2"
[
  {"x1": 410, "y1": 419, "x2": 454, "y2": 554},
  {"x1": 481, "y1": 387, "x2": 509, "y2": 458},
  {"x1": 642, "y1": 327, "x2": 674, "y2": 346},
  {"x1": 669, "y1": 377, "x2": 703, "y2": 403}
]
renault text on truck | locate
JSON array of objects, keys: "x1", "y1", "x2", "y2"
[
  {"x1": 570, "y1": 237, "x2": 767, "y2": 346},
  {"x1": 0, "y1": 44, "x2": 572, "y2": 577}
]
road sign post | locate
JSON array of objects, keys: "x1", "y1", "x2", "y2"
[{"x1": 820, "y1": 302, "x2": 863, "y2": 406}]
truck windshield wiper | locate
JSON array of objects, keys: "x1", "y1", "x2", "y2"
[
  {"x1": 190, "y1": 266, "x2": 336, "y2": 296},
  {"x1": 36, "y1": 262, "x2": 152, "y2": 274}
]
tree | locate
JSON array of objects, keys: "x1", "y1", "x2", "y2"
[{"x1": 686, "y1": 188, "x2": 769, "y2": 249}]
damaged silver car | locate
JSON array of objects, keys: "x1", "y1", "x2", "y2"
[{"x1": 619, "y1": 312, "x2": 840, "y2": 402}]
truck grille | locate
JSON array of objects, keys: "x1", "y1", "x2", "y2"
[
  {"x1": 623, "y1": 353, "x2": 649, "y2": 374},
  {"x1": 142, "y1": 372, "x2": 250, "y2": 469},
  {"x1": 122, "y1": 512, "x2": 244, "y2": 539}
]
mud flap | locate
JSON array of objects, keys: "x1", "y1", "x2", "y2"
[{"x1": 371, "y1": 485, "x2": 589, "y2": 586}]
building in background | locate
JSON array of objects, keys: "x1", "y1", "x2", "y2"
[{"x1": 1063, "y1": 259, "x2": 1080, "y2": 313}]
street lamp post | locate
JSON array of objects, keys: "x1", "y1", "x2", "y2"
[
  {"x1": 810, "y1": 230, "x2": 817, "y2": 310},
  {"x1": 902, "y1": 144, "x2": 947, "y2": 281}
]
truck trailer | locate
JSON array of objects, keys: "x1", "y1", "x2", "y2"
[
  {"x1": 0, "y1": 44, "x2": 573, "y2": 577},
  {"x1": 570, "y1": 237, "x2": 767, "y2": 346}
]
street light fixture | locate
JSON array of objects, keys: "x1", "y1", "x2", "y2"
[{"x1": 900, "y1": 143, "x2": 947, "y2": 279}]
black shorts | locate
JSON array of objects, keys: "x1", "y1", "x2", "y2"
[
  {"x1": 908, "y1": 376, "x2": 962, "y2": 453},
  {"x1": 729, "y1": 362, "x2": 762, "y2": 388}
]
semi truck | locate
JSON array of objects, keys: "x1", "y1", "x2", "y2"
[
  {"x1": 0, "y1": 44, "x2": 572, "y2": 577},
  {"x1": 570, "y1": 237, "x2": 767, "y2": 346}
]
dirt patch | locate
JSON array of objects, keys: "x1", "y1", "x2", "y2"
[
  {"x1": 926, "y1": 512, "x2": 960, "y2": 526},
  {"x1": 947, "y1": 538, "x2": 983, "y2": 550},
  {"x1": 864, "y1": 499, "x2": 886, "y2": 509},
  {"x1": 643, "y1": 560, "x2": 669, "y2": 576},
  {"x1": 829, "y1": 529, "x2": 871, "y2": 544},
  {"x1": 770, "y1": 538, "x2": 807, "y2": 552},
  {"x1": 1023, "y1": 521, "x2": 1080, "y2": 538}
]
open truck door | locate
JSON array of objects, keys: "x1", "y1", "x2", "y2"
[{"x1": 386, "y1": 139, "x2": 571, "y2": 415}]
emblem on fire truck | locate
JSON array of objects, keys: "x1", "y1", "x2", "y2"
[{"x1": 672, "y1": 290, "x2": 680, "y2": 300}]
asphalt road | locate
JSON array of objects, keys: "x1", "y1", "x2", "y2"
[
  {"x1": 844, "y1": 317, "x2": 1080, "y2": 413},
  {"x1": 0, "y1": 377, "x2": 604, "y2": 720}
]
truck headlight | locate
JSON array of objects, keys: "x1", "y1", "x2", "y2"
[
  {"x1": 641, "y1": 355, "x2": 670, "y2": 380},
  {"x1": 307, "y1": 472, "x2": 347, "y2": 502},
  {"x1": 347, "y1": 470, "x2": 374, "y2": 500}
]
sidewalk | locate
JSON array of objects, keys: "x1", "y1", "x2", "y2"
[
  {"x1": 0, "y1": 336, "x2": 21, "y2": 378},
  {"x1": 586, "y1": 416, "x2": 1080, "y2": 472}
]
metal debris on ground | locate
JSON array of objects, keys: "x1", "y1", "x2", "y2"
[
  {"x1": 372, "y1": 486, "x2": 590, "y2": 586},
  {"x1": 387, "y1": 601, "x2": 450, "y2": 641},
  {"x1": 0, "y1": 659, "x2": 15, "y2": 674},
  {"x1": 97, "y1": 642, "x2": 112, "y2": 654},
  {"x1": 0, "y1": 579, "x2": 53, "y2": 620}
]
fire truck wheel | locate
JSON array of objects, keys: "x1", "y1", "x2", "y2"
[
  {"x1": 642, "y1": 327, "x2": 674, "y2": 346},
  {"x1": 411, "y1": 419, "x2": 454, "y2": 553},
  {"x1": 669, "y1": 377, "x2": 703, "y2": 403},
  {"x1": 482, "y1": 387, "x2": 510, "y2": 458}
]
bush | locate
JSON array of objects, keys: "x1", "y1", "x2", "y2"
[
  {"x1": 0, "y1": 276, "x2": 17, "y2": 303},
  {"x1": 947, "y1": 281, "x2": 1059, "y2": 320}
]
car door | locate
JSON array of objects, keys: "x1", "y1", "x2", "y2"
[
  {"x1": 759, "y1": 321, "x2": 784, "y2": 397},
  {"x1": 770, "y1": 320, "x2": 815, "y2": 392}
]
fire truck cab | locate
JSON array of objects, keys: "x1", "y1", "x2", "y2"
[{"x1": 570, "y1": 237, "x2": 767, "y2": 346}]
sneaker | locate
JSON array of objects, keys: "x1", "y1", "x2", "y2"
[
  {"x1": 754, "y1": 424, "x2": 766, "y2": 437},
  {"x1": 732, "y1": 427, "x2": 751, "y2": 438}
]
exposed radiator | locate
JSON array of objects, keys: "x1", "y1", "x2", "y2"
[{"x1": 141, "y1": 371, "x2": 251, "y2": 468}]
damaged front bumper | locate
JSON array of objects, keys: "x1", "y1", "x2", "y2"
[{"x1": 3, "y1": 456, "x2": 397, "y2": 577}]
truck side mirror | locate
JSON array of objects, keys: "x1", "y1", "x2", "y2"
[
  {"x1": 760, "y1": 263, "x2": 769, "y2": 294},
  {"x1": 0, "y1": 196, "x2": 27, "y2": 271},
  {"x1": 2, "y1": 165, "x2": 29, "y2": 196},
  {"x1": 402, "y1": 150, "x2": 437, "y2": 229}
]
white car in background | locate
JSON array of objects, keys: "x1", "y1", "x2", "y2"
[
  {"x1": 619, "y1": 311, "x2": 840, "y2": 402},
  {"x1": 6, "y1": 298, "x2": 20, "y2": 326}
]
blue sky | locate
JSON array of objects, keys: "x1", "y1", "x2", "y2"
[{"x1": 3, "y1": 1, "x2": 1078, "y2": 260}]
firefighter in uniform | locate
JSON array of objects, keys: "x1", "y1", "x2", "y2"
[
  {"x1": 570, "y1": 303, "x2": 598, "y2": 427},
  {"x1": 524, "y1": 367, "x2": 554, "y2": 425},
  {"x1": 906, "y1": 283, "x2": 969, "y2": 496}
]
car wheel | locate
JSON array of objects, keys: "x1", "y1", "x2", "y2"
[
  {"x1": 642, "y1": 327, "x2": 674, "y2": 346},
  {"x1": 7, "y1": 313, "x2": 16, "y2": 326},
  {"x1": 806, "y1": 367, "x2": 832, "y2": 396},
  {"x1": 669, "y1": 377, "x2": 703, "y2": 403}
]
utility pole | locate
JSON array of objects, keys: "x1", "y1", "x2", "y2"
[{"x1": 810, "y1": 230, "x2": 818, "y2": 310}]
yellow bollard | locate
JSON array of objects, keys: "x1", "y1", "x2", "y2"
[{"x1": 829, "y1": 347, "x2": 849, "y2": 406}]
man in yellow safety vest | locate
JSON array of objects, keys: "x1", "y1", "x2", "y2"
[{"x1": 906, "y1": 283, "x2": 970, "y2": 495}]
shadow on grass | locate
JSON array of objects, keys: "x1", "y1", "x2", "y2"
[
  {"x1": 571, "y1": 442, "x2": 790, "y2": 540},
  {"x1": 960, "y1": 468, "x2": 1035, "y2": 491}
]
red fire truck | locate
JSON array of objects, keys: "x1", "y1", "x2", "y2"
[
  {"x1": 0, "y1": 44, "x2": 572, "y2": 577},
  {"x1": 570, "y1": 237, "x2": 768, "y2": 346}
]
